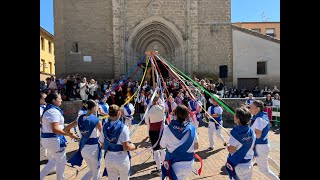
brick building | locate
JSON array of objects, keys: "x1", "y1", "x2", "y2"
[
  {"x1": 54, "y1": 0, "x2": 233, "y2": 83},
  {"x1": 232, "y1": 22, "x2": 280, "y2": 39}
]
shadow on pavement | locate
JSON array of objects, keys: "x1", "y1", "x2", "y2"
[
  {"x1": 130, "y1": 173, "x2": 160, "y2": 180},
  {"x1": 195, "y1": 148, "x2": 225, "y2": 160},
  {"x1": 66, "y1": 149, "x2": 77, "y2": 160},
  {"x1": 130, "y1": 161, "x2": 155, "y2": 176},
  {"x1": 134, "y1": 136, "x2": 151, "y2": 148},
  {"x1": 220, "y1": 165, "x2": 228, "y2": 175}
]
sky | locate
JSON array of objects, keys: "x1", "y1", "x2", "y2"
[{"x1": 40, "y1": 0, "x2": 280, "y2": 35}]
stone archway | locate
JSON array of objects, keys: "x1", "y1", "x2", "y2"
[{"x1": 126, "y1": 16, "x2": 185, "y2": 80}]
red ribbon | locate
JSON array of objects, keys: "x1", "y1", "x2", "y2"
[{"x1": 194, "y1": 153, "x2": 203, "y2": 175}]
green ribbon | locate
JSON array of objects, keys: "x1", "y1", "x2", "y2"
[{"x1": 156, "y1": 54, "x2": 235, "y2": 115}]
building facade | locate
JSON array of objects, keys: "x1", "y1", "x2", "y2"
[
  {"x1": 232, "y1": 25, "x2": 280, "y2": 89},
  {"x1": 232, "y1": 22, "x2": 280, "y2": 39},
  {"x1": 40, "y1": 27, "x2": 55, "y2": 81},
  {"x1": 54, "y1": 0, "x2": 233, "y2": 83}
]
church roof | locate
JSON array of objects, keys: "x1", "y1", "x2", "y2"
[{"x1": 231, "y1": 24, "x2": 280, "y2": 44}]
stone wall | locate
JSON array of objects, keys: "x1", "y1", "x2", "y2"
[
  {"x1": 55, "y1": 0, "x2": 233, "y2": 82},
  {"x1": 60, "y1": 100, "x2": 83, "y2": 123},
  {"x1": 54, "y1": 0, "x2": 114, "y2": 79},
  {"x1": 220, "y1": 97, "x2": 265, "y2": 122}
]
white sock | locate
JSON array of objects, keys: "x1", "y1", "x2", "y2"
[
  {"x1": 153, "y1": 150, "x2": 161, "y2": 170},
  {"x1": 160, "y1": 149, "x2": 166, "y2": 164}
]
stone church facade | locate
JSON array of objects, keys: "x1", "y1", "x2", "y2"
[{"x1": 54, "y1": 0, "x2": 233, "y2": 82}]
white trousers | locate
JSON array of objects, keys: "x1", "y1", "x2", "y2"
[
  {"x1": 105, "y1": 151, "x2": 130, "y2": 180},
  {"x1": 233, "y1": 160, "x2": 253, "y2": 180},
  {"x1": 81, "y1": 144, "x2": 101, "y2": 180},
  {"x1": 208, "y1": 121, "x2": 226, "y2": 148},
  {"x1": 171, "y1": 160, "x2": 194, "y2": 180},
  {"x1": 254, "y1": 144, "x2": 280, "y2": 180},
  {"x1": 145, "y1": 119, "x2": 150, "y2": 137},
  {"x1": 40, "y1": 128, "x2": 48, "y2": 157},
  {"x1": 125, "y1": 118, "x2": 132, "y2": 127},
  {"x1": 40, "y1": 137, "x2": 66, "y2": 180},
  {"x1": 190, "y1": 115, "x2": 199, "y2": 132},
  {"x1": 217, "y1": 90, "x2": 224, "y2": 98},
  {"x1": 153, "y1": 149, "x2": 166, "y2": 170}
]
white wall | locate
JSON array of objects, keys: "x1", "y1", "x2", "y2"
[{"x1": 232, "y1": 29, "x2": 280, "y2": 89}]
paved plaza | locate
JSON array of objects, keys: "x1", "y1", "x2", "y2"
[{"x1": 40, "y1": 122, "x2": 280, "y2": 180}]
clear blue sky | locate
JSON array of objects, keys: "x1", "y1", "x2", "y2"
[{"x1": 40, "y1": 0, "x2": 279, "y2": 35}]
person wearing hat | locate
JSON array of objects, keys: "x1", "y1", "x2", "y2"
[
  {"x1": 206, "y1": 94, "x2": 227, "y2": 150},
  {"x1": 245, "y1": 93, "x2": 255, "y2": 108}
]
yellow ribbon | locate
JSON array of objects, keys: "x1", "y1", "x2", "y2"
[{"x1": 121, "y1": 55, "x2": 149, "y2": 108}]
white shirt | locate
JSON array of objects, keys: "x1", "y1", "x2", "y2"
[
  {"x1": 273, "y1": 99, "x2": 280, "y2": 107},
  {"x1": 251, "y1": 117, "x2": 269, "y2": 141},
  {"x1": 99, "y1": 123, "x2": 130, "y2": 145},
  {"x1": 123, "y1": 103, "x2": 135, "y2": 116},
  {"x1": 41, "y1": 108, "x2": 65, "y2": 133},
  {"x1": 229, "y1": 133, "x2": 256, "y2": 159},
  {"x1": 98, "y1": 103, "x2": 109, "y2": 114},
  {"x1": 246, "y1": 98, "x2": 255, "y2": 106},
  {"x1": 78, "y1": 109, "x2": 87, "y2": 118},
  {"x1": 137, "y1": 94, "x2": 145, "y2": 103},
  {"x1": 145, "y1": 99, "x2": 165, "y2": 123},
  {"x1": 79, "y1": 82, "x2": 87, "y2": 91},
  {"x1": 40, "y1": 106, "x2": 44, "y2": 118},
  {"x1": 160, "y1": 125, "x2": 198, "y2": 153},
  {"x1": 76, "y1": 114, "x2": 99, "y2": 138},
  {"x1": 207, "y1": 105, "x2": 223, "y2": 115}
]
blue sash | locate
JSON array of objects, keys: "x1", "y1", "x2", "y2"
[
  {"x1": 165, "y1": 101, "x2": 173, "y2": 118},
  {"x1": 102, "y1": 120, "x2": 132, "y2": 177},
  {"x1": 209, "y1": 105, "x2": 222, "y2": 130},
  {"x1": 40, "y1": 133, "x2": 67, "y2": 150},
  {"x1": 98, "y1": 102, "x2": 109, "y2": 126},
  {"x1": 162, "y1": 120, "x2": 195, "y2": 180},
  {"x1": 67, "y1": 114, "x2": 101, "y2": 167},
  {"x1": 74, "y1": 109, "x2": 87, "y2": 139},
  {"x1": 40, "y1": 105, "x2": 45, "y2": 128},
  {"x1": 246, "y1": 99, "x2": 254, "y2": 105},
  {"x1": 124, "y1": 104, "x2": 136, "y2": 125},
  {"x1": 40, "y1": 104, "x2": 67, "y2": 149},
  {"x1": 226, "y1": 125, "x2": 255, "y2": 180},
  {"x1": 190, "y1": 100, "x2": 201, "y2": 122},
  {"x1": 189, "y1": 100, "x2": 196, "y2": 112},
  {"x1": 40, "y1": 104, "x2": 46, "y2": 110},
  {"x1": 250, "y1": 112, "x2": 270, "y2": 157},
  {"x1": 250, "y1": 112, "x2": 270, "y2": 145},
  {"x1": 146, "y1": 98, "x2": 150, "y2": 106},
  {"x1": 98, "y1": 102, "x2": 109, "y2": 115}
]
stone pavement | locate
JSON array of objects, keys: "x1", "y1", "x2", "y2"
[{"x1": 40, "y1": 122, "x2": 280, "y2": 180}]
